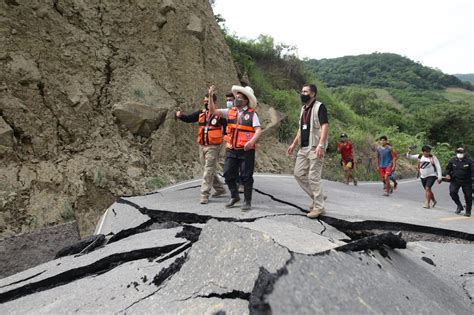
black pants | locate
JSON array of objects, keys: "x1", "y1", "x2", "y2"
[
  {"x1": 224, "y1": 149, "x2": 255, "y2": 202},
  {"x1": 449, "y1": 181, "x2": 472, "y2": 212}
]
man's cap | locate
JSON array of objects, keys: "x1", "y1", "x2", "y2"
[
  {"x1": 231, "y1": 85, "x2": 257, "y2": 108},
  {"x1": 340, "y1": 133, "x2": 348, "y2": 138},
  {"x1": 456, "y1": 147, "x2": 465, "y2": 153}
]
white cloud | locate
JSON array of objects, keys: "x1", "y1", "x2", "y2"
[{"x1": 214, "y1": 0, "x2": 474, "y2": 74}]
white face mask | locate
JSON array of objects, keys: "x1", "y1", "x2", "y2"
[
  {"x1": 457, "y1": 153, "x2": 464, "y2": 159},
  {"x1": 226, "y1": 101, "x2": 234, "y2": 108}
]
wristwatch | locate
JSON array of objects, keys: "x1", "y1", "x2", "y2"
[{"x1": 318, "y1": 144, "x2": 324, "y2": 148}]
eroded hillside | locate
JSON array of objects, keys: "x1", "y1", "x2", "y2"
[{"x1": 0, "y1": 0, "x2": 293, "y2": 237}]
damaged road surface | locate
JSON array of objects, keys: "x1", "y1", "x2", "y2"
[{"x1": 1, "y1": 175, "x2": 473, "y2": 314}]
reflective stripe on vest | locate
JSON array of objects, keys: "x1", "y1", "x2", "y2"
[
  {"x1": 198, "y1": 110, "x2": 223, "y2": 145},
  {"x1": 224, "y1": 107, "x2": 256, "y2": 150}
]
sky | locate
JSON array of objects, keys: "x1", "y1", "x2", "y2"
[{"x1": 213, "y1": 0, "x2": 474, "y2": 74}]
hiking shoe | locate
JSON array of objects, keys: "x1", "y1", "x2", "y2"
[
  {"x1": 211, "y1": 190, "x2": 226, "y2": 198},
  {"x1": 464, "y1": 212, "x2": 471, "y2": 217},
  {"x1": 225, "y1": 197, "x2": 241, "y2": 208},
  {"x1": 455, "y1": 206, "x2": 463, "y2": 214},
  {"x1": 238, "y1": 184, "x2": 244, "y2": 193},
  {"x1": 307, "y1": 208, "x2": 325, "y2": 219},
  {"x1": 200, "y1": 197, "x2": 209, "y2": 204},
  {"x1": 241, "y1": 202, "x2": 251, "y2": 211}
]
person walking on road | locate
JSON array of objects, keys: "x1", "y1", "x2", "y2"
[
  {"x1": 376, "y1": 136, "x2": 397, "y2": 196},
  {"x1": 445, "y1": 147, "x2": 472, "y2": 216},
  {"x1": 175, "y1": 93, "x2": 226, "y2": 204},
  {"x1": 208, "y1": 85, "x2": 262, "y2": 211},
  {"x1": 337, "y1": 133, "x2": 357, "y2": 185},
  {"x1": 287, "y1": 84, "x2": 329, "y2": 219},
  {"x1": 406, "y1": 146, "x2": 442, "y2": 208}
]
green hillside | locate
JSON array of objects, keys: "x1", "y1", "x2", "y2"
[
  {"x1": 455, "y1": 73, "x2": 474, "y2": 84},
  {"x1": 305, "y1": 53, "x2": 474, "y2": 91},
  {"x1": 220, "y1": 28, "x2": 473, "y2": 181}
]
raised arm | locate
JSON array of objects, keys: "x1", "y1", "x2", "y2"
[{"x1": 208, "y1": 85, "x2": 221, "y2": 116}]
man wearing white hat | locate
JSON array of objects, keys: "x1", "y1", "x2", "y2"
[{"x1": 208, "y1": 84, "x2": 262, "y2": 210}]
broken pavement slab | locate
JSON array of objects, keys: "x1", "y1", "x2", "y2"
[
  {"x1": 0, "y1": 228, "x2": 186, "y2": 303},
  {"x1": 267, "y1": 250, "x2": 473, "y2": 314},
  {"x1": 0, "y1": 250, "x2": 189, "y2": 314},
  {"x1": 125, "y1": 220, "x2": 292, "y2": 313},
  {"x1": 235, "y1": 217, "x2": 346, "y2": 255},
  {"x1": 94, "y1": 201, "x2": 151, "y2": 236},
  {"x1": 402, "y1": 241, "x2": 474, "y2": 301}
]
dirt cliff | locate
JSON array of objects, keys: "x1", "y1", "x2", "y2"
[{"x1": 0, "y1": 0, "x2": 293, "y2": 238}]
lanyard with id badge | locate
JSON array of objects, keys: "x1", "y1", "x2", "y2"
[{"x1": 302, "y1": 105, "x2": 313, "y2": 130}]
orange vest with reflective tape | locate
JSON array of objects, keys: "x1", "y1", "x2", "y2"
[
  {"x1": 198, "y1": 110, "x2": 223, "y2": 145},
  {"x1": 224, "y1": 107, "x2": 256, "y2": 150}
]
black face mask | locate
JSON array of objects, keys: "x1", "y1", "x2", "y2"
[{"x1": 300, "y1": 94, "x2": 310, "y2": 103}]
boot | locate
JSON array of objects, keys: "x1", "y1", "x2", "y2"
[
  {"x1": 241, "y1": 201, "x2": 251, "y2": 211},
  {"x1": 455, "y1": 205, "x2": 463, "y2": 214}
]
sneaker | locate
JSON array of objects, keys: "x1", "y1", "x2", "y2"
[
  {"x1": 464, "y1": 212, "x2": 471, "y2": 217},
  {"x1": 241, "y1": 202, "x2": 251, "y2": 211},
  {"x1": 238, "y1": 185, "x2": 244, "y2": 193},
  {"x1": 211, "y1": 190, "x2": 226, "y2": 198},
  {"x1": 383, "y1": 192, "x2": 390, "y2": 197},
  {"x1": 307, "y1": 208, "x2": 325, "y2": 219},
  {"x1": 225, "y1": 197, "x2": 241, "y2": 208},
  {"x1": 200, "y1": 197, "x2": 209, "y2": 204},
  {"x1": 353, "y1": 179, "x2": 358, "y2": 186},
  {"x1": 455, "y1": 206, "x2": 463, "y2": 214}
]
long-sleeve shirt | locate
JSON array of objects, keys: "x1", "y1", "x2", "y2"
[
  {"x1": 178, "y1": 110, "x2": 200, "y2": 123},
  {"x1": 406, "y1": 153, "x2": 442, "y2": 179}
]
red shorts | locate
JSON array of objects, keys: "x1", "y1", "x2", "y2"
[{"x1": 379, "y1": 166, "x2": 393, "y2": 178}]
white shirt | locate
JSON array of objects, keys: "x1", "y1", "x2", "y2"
[
  {"x1": 219, "y1": 106, "x2": 261, "y2": 128},
  {"x1": 407, "y1": 153, "x2": 442, "y2": 179}
]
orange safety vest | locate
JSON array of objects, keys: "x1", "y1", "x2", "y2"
[
  {"x1": 198, "y1": 110, "x2": 223, "y2": 145},
  {"x1": 224, "y1": 107, "x2": 256, "y2": 150}
]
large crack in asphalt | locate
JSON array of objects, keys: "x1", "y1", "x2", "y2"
[
  {"x1": 319, "y1": 216, "x2": 474, "y2": 243},
  {"x1": 0, "y1": 243, "x2": 185, "y2": 304},
  {"x1": 249, "y1": 253, "x2": 295, "y2": 315}
]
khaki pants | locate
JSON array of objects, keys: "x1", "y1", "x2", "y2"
[
  {"x1": 294, "y1": 146, "x2": 325, "y2": 210},
  {"x1": 200, "y1": 145, "x2": 225, "y2": 197}
]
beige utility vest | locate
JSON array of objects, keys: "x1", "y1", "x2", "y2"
[{"x1": 298, "y1": 101, "x2": 327, "y2": 149}]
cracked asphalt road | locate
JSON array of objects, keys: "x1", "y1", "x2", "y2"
[{"x1": 0, "y1": 174, "x2": 472, "y2": 314}]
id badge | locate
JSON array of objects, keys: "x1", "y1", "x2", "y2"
[{"x1": 302, "y1": 124, "x2": 308, "y2": 130}]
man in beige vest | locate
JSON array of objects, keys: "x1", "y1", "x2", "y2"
[{"x1": 287, "y1": 84, "x2": 329, "y2": 218}]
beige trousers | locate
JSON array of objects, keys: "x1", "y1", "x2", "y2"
[
  {"x1": 294, "y1": 146, "x2": 325, "y2": 210},
  {"x1": 200, "y1": 145, "x2": 225, "y2": 197}
]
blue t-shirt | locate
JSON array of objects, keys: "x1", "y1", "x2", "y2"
[{"x1": 378, "y1": 146, "x2": 393, "y2": 168}]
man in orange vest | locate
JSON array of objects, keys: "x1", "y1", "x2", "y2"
[
  {"x1": 287, "y1": 84, "x2": 329, "y2": 219},
  {"x1": 208, "y1": 85, "x2": 262, "y2": 210},
  {"x1": 175, "y1": 93, "x2": 227, "y2": 204}
]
